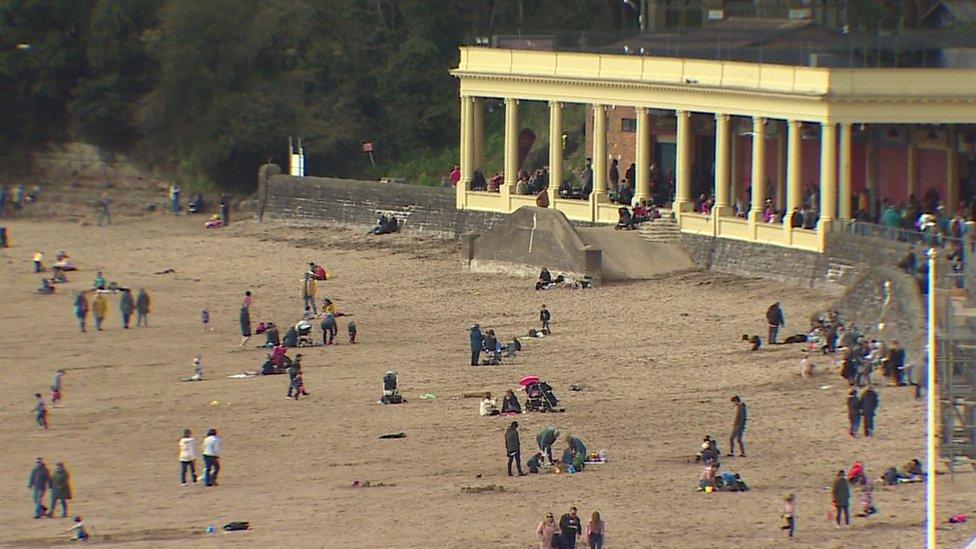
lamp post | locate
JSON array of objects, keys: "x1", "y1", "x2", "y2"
[{"x1": 926, "y1": 247, "x2": 937, "y2": 548}]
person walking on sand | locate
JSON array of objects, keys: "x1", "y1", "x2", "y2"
[
  {"x1": 558, "y1": 507, "x2": 582, "y2": 549},
  {"x1": 242, "y1": 290, "x2": 252, "y2": 309},
  {"x1": 96, "y1": 195, "x2": 111, "y2": 226},
  {"x1": 470, "y1": 324, "x2": 484, "y2": 366},
  {"x1": 220, "y1": 195, "x2": 230, "y2": 226},
  {"x1": 847, "y1": 389, "x2": 861, "y2": 437},
  {"x1": 74, "y1": 292, "x2": 89, "y2": 333},
  {"x1": 766, "y1": 302, "x2": 785, "y2": 344},
  {"x1": 119, "y1": 289, "x2": 134, "y2": 329},
  {"x1": 179, "y1": 429, "x2": 199, "y2": 485},
  {"x1": 136, "y1": 288, "x2": 150, "y2": 327},
  {"x1": 540, "y1": 304, "x2": 552, "y2": 334},
  {"x1": 585, "y1": 511, "x2": 606, "y2": 549},
  {"x1": 302, "y1": 274, "x2": 317, "y2": 315},
  {"x1": 536, "y1": 512, "x2": 559, "y2": 549},
  {"x1": 238, "y1": 305, "x2": 252, "y2": 349},
  {"x1": 832, "y1": 469, "x2": 851, "y2": 528},
  {"x1": 34, "y1": 393, "x2": 48, "y2": 429},
  {"x1": 321, "y1": 312, "x2": 337, "y2": 346},
  {"x1": 728, "y1": 395, "x2": 747, "y2": 457},
  {"x1": 781, "y1": 493, "x2": 796, "y2": 539},
  {"x1": 28, "y1": 458, "x2": 51, "y2": 518},
  {"x1": 860, "y1": 385, "x2": 879, "y2": 437},
  {"x1": 92, "y1": 293, "x2": 107, "y2": 331},
  {"x1": 49, "y1": 462, "x2": 72, "y2": 517},
  {"x1": 202, "y1": 429, "x2": 221, "y2": 486},
  {"x1": 51, "y1": 370, "x2": 64, "y2": 407},
  {"x1": 505, "y1": 421, "x2": 525, "y2": 476}
]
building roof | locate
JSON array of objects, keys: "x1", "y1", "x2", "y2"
[{"x1": 924, "y1": 1, "x2": 976, "y2": 23}]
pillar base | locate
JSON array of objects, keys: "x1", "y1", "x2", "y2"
[
  {"x1": 672, "y1": 199, "x2": 693, "y2": 214},
  {"x1": 712, "y1": 205, "x2": 734, "y2": 218}
]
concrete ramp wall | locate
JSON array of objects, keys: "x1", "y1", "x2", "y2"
[
  {"x1": 576, "y1": 227, "x2": 696, "y2": 280},
  {"x1": 462, "y1": 207, "x2": 602, "y2": 283},
  {"x1": 461, "y1": 207, "x2": 697, "y2": 283}
]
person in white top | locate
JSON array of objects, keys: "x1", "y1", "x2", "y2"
[
  {"x1": 178, "y1": 429, "x2": 198, "y2": 485},
  {"x1": 202, "y1": 429, "x2": 221, "y2": 487}
]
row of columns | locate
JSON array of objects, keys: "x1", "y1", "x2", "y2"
[{"x1": 459, "y1": 94, "x2": 877, "y2": 234}]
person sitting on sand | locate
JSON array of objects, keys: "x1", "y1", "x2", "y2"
[
  {"x1": 696, "y1": 435, "x2": 720, "y2": 465},
  {"x1": 483, "y1": 329, "x2": 501, "y2": 364},
  {"x1": 282, "y1": 325, "x2": 298, "y2": 348},
  {"x1": 742, "y1": 334, "x2": 761, "y2": 351},
  {"x1": 527, "y1": 452, "x2": 544, "y2": 474},
  {"x1": 480, "y1": 392, "x2": 500, "y2": 416},
  {"x1": 562, "y1": 435, "x2": 588, "y2": 470},
  {"x1": 698, "y1": 463, "x2": 718, "y2": 491},
  {"x1": 536, "y1": 267, "x2": 553, "y2": 291},
  {"x1": 309, "y1": 263, "x2": 328, "y2": 281},
  {"x1": 800, "y1": 352, "x2": 814, "y2": 378},
  {"x1": 38, "y1": 278, "x2": 55, "y2": 294},
  {"x1": 93, "y1": 271, "x2": 106, "y2": 291},
  {"x1": 501, "y1": 389, "x2": 522, "y2": 414},
  {"x1": 264, "y1": 322, "x2": 280, "y2": 347},
  {"x1": 68, "y1": 516, "x2": 89, "y2": 541}
]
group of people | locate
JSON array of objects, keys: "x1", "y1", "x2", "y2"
[
  {"x1": 536, "y1": 507, "x2": 605, "y2": 549},
  {"x1": 468, "y1": 324, "x2": 518, "y2": 366},
  {"x1": 73, "y1": 285, "x2": 151, "y2": 332},
  {"x1": 177, "y1": 428, "x2": 223, "y2": 486},
  {"x1": 615, "y1": 201, "x2": 661, "y2": 230},
  {"x1": 1, "y1": 183, "x2": 42, "y2": 217}
]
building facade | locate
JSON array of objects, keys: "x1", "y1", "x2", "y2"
[{"x1": 451, "y1": 46, "x2": 976, "y2": 252}]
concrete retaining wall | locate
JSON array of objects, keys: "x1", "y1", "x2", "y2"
[
  {"x1": 263, "y1": 172, "x2": 503, "y2": 238},
  {"x1": 680, "y1": 233, "x2": 831, "y2": 289}
]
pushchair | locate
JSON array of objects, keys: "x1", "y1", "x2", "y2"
[
  {"x1": 614, "y1": 207, "x2": 636, "y2": 230},
  {"x1": 521, "y1": 375, "x2": 562, "y2": 412},
  {"x1": 381, "y1": 370, "x2": 403, "y2": 404},
  {"x1": 295, "y1": 321, "x2": 314, "y2": 347}
]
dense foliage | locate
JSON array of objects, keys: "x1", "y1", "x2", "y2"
[{"x1": 0, "y1": 0, "x2": 616, "y2": 189}]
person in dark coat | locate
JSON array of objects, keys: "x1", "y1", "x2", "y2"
[
  {"x1": 469, "y1": 325, "x2": 484, "y2": 366},
  {"x1": 860, "y1": 385, "x2": 879, "y2": 436},
  {"x1": 766, "y1": 302, "x2": 785, "y2": 344},
  {"x1": 728, "y1": 396, "x2": 747, "y2": 457},
  {"x1": 220, "y1": 195, "x2": 230, "y2": 226},
  {"x1": 832, "y1": 469, "x2": 851, "y2": 527},
  {"x1": 501, "y1": 389, "x2": 522, "y2": 414},
  {"x1": 28, "y1": 458, "x2": 51, "y2": 518},
  {"x1": 887, "y1": 341, "x2": 907, "y2": 386},
  {"x1": 119, "y1": 289, "x2": 134, "y2": 329},
  {"x1": 505, "y1": 421, "x2": 525, "y2": 476},
  {"x1": 238, "y1": 305, "x2": 252, "y2": 348},
  {"x1": 559, "y1": 507, "x2": 582, "y2": 549},
  {"x1": 135, "y1": 288, "x2": 151, "y2": 327},
  {"x1": 49, "y1": 462, "x2": 72, "y2": 518},
  {"x1": 264, "y1": 323, "x2": 280, "y2": 347},
  {"x1": 847, "y1": 389, "x2": 861, "y2": 437}
]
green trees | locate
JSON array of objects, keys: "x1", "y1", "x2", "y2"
[{"x1": 0, "y1": 0, "x2": 612, "y2": 189}]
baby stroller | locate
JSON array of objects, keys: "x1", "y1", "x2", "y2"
[
  {"x1": 615, "y1": 207, "x2": 636, "y2": 230},
  {"x1": 520, "y1": 375, "x2": 562, "y2": 412},
  {"x1": 381, "y1": 370, "x2": 403, "y2": 404},
  {"x1": 295, "y1": 320, "x2": 314, "y2": 347}
]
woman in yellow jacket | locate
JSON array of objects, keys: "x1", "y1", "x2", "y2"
[{"x1": 92, "y1": 293, "x2": 108, "y2": 331}]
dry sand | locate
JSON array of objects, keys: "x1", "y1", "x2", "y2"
[{"x1": 0, "y1": 212, "x2": 973, "y2": 548}]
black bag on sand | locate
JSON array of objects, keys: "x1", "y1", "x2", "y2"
[{"x1": 223, "y1": 521, "x2": 250, "y2": 531}]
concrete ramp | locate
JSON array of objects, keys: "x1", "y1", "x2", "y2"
[
  {"x1": 576, "y1": 227, "x2": 695, "y2": 280},
  {"x1": 461, "y1": 207, "x2": 695, "y2": 283}
]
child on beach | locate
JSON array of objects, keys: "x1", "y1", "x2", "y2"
[
  {"x1": 540, "y1": 305, "x2": 551, "y2": 334},
  {"x1": 201, "y1": 309, "x2": 211, "y2": 331},
  {"x1": 348, "y1": 321, "x2": 357, "y2": 344},
  {"x1": 781, "y1": 493, "x2": 796, "y2": 539},
  {"x1": 68, "y1": 516, "x2": 89, "y2": 541},
  {"x1": 857, "y1": 480, "x2": 877, "y2": 517},
  {"x1": 33, "y1": 393, "x2": 48, "y2": 429},
  {"x1": 191, "y1": 356, "x2": 203, "y2": 381},
  {"x1": 51, "y1": 370, "x2": 64, "y2": 407}
]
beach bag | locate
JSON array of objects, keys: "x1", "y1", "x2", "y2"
[{"x1": 223, "y1": 521, "x2": 250, "y2": 531}]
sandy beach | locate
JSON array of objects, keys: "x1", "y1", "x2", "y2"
[{"x1": 0, "y1": 213, "x2": 971, "y2": 548}]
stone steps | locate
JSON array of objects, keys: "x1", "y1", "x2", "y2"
[
  {"x1": 826, "y1": 260, "x2": 856, "y2": 284},
  {"x1": 637, "y1": 213, "x2": 681, "y2": 243}
]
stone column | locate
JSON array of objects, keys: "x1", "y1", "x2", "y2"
[
  {"x1": 503, "y1": 98, "x2": 519, "y2": 190},
  {"x1": 838, "y1": 122, "x2": 853, "y2": 220},
  {"x1": 458, "y1": 95, "x2": 472, "y2": 208},
  {"x1": 819, "y1": 122, "x2": 838, "y2": 227},
  {"x1": 548, "y1": 101, "x2": 563, "y2": 203},
  {"x1": 730, "y1": 122, "x2": 741, "y2": 212},
  {"x1": 592, "y1": 104, "x2": 608, "y2": 202},
  {"x1": 674, "y1": 110, "x2": 693, "y2": 213},
  {"x1": 635, "y1": 107, "x2": 652, "y2": 204},
  {"x1": 775, "y1": 125, "x2": 786, "y2": 211},
  {"x1": 906, "y1": 131, "x2": 917, "y2": 199},
  {"x1": 948, "y1": 125, "x2": 959, "y2": 214},
  {"x1": 713, "y1": 113, "x2": 732, "y2": 217},
  {"x1": 786, "y1": 120, "x2": 803, "y2": 215},
  {"x1": 472, "y1": 98, "x2": 485, "y2": 174},
  {"x1": 749, "y1": 117, "x2": 766, "y2": 223}
]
